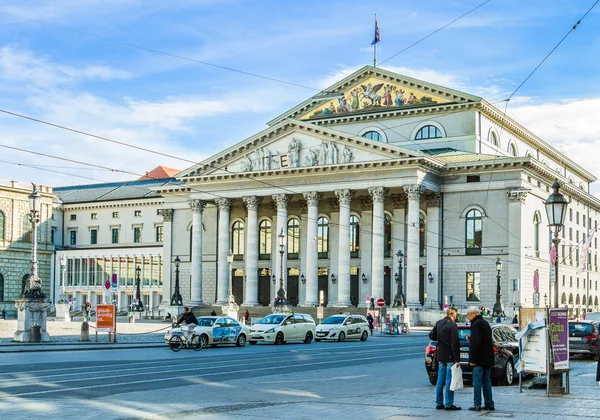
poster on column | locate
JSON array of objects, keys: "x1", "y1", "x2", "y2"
[
  {"x1": 516, "y1": 308, "x2": 547, "y2": 374},
  {"x1": 549, "y1": 308, "x2": 569, "y2": 370}
]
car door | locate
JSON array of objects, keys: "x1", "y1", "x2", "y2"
[
  {"x1": 225, "y1": 318, "x2": 241, "y2": 342},
  {"x1": 352, "y1": 316, "x2": 367, "y2": 338},
  {"x1": 283, "y1": 315, "x2": 296, "y2": 339},
  {"x1": 213, "y1": 317, "x2": 228, "y2": 343}
]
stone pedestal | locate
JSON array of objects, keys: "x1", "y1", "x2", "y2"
[
  {"x1": 161, "y1": 304, "x2": 183, "y2": 322},
  {"x1": 13, "y1": 298, "x2": 51, "y2": 342},
  {"x1": 55, "y1": 302, "x2": 71, "y2": 322}
]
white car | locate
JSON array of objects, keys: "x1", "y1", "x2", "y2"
[
  {"x1": 165, "y1": 316, "x2": 250, "y2": 348},
  {"x1": 249, "y1": 313, "x2": 315, "y2": 345},
  {"x1": 315, "y1": 314, "x2": 370, "y2": 342}
]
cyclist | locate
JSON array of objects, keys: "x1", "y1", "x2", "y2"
[{"x1": 176, "y1": 307, "x2": 198, "y2": 341}]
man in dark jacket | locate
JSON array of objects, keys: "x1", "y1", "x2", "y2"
[
  {"x1": 176, "y1": 307, "x2": 198, "y2": 340},
  {"x1": 430, "y1": 307, "x2": 461, "y2": 410},
  {"x1": 467, "y1": 306, "x2": 495, "y2": 411}
]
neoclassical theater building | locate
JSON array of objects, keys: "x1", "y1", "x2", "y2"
[{"x1": 152, "y1": 66, "x2": 600, "y2": 317}]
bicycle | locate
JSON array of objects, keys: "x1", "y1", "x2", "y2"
[{"x1": 168, "y1": 325, "x2": 206, "y2": 352}]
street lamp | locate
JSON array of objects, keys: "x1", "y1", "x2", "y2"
[
  {"x1": 274, "y1": 228, "x2": 289, "y2": 312},
  {"x1": 59, "y1": 254, "x2": 67, "y2": 303},
  {"x1": 134, "y1": 265, "x2": 144, "y2": 312},
  {"x1": 393, "y1": 250, "x2": 405, "y2": 307},
  {"x1": 361, "y1": 273, "x2": 368, "y2": 284},
  {"x1": 330, "y1": 273, "x2": 336, "y2": 284},
  {"x1": 300, "y1": 274, "x2": 306, "y2": 284},
  {"x1": 428, "y1": 272, "x2": 434, "y2": 284},
  {"x1": 492, "y1": 257, "x2": 505, "y2": 318},
  {"x1": 23, "y1": 184, "x2": 44, "y2": 298},
  {"x1": 225, "y1": 250, "x2": 238, "y2": 317},
  {"x1": 170, "y1": 256, "x2": 183, "y2": 306},
  {"x1": 545, "y1": 181, "x2": 568, "y2": 308}
]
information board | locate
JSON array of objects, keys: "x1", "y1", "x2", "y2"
[{"x1": 96, "y1": 304, "x2": 116, "y2": 333}]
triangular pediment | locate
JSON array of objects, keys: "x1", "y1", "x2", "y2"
[
  {"x1": 268, "y1": 66, "x2": 481, "y2": 126},
  {"x1": 177, "y1": 120, "x2": 424, "y2": 179}
]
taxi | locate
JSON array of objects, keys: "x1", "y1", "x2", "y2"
[
  {"x1": 249, "y1": 313, "x2": 315, "y2": 345},
  {"x1": 164, "y1": 316, "x2": 250, "y2": 348},
  {"x1": 315, "y1": 314, "x2": 370, "y2": 342}
]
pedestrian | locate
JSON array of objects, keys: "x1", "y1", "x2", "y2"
[
  {"x1": 429, "y1": 307, "x2": 461, "y2": 411},
  {"x1": 210, "y1": 310, "x2": 217, "y2": 316},
  {"x1": 512, "y1": 313, "x2": 518, "y2": 324},
  {"x1": 244, "y1": 309, "x2": 250, "y2": 323},
  {"x1": 1, "y1": 309, "x2": 6, "y2": 320},
  {"x1": 466, "y1": 306, "x2": 495, "y2": 411},
  {"x1": 366, "y1": 313, "x2": 374, "y2": 336},
  {"x1": 597, "y1": 351, "x2": 600, "y2": 386}
]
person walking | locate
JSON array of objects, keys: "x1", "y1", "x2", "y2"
[
  {"x1": 429, "y1": 307, "x2": 461, "y2": 411},
  {"x1": 466, "y1": 306, "x2": 495, "y2": 411},
  {"x1": 244, "y1": 309, "x2": 250, "y2": 324},
  {"x1": 1, "y1": 309, "x2": 6, "y2": 320},
  {"x1": 367, "y1": 313, "x2": 374, "y2": 336}
]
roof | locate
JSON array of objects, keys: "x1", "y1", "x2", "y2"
[
  {"x1": 429, "y1": 151, "x2": 504, "y2": 164},
  {"x1": 54, "y1": 178, "x2": 182, "y2": 204},
  {"x1": 138, "y1": 166, "x2": 180, "y2": 180}
]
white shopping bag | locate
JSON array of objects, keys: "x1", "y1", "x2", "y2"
[{"x1": 449, "y1": 364, "x2": 464, "y2": 391}]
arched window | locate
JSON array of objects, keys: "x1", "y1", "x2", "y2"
[
  {"x1": 287, "y1": 219, "x2": 300, "y2": 259},
  {"x1": 350, "y1": 215, "x2": 360, "y2": 257},
  {"x1": 317, "y1": 217, "x2": 329, "y2": 257},
  {"x1": 415, "y1": 125, "x2": 442, "y2": 140},
  {"x1": 0, "y1": 273, "x2": 4, "y2": 301},
  {"x1": 465, "y1": 209, "x2": 483, "y2": 255},
  {"x1": 576, "y1": 294, "x2": 580, "y2": 305},
  {"x1": 533, "y1": 212, "x2": 541, "y2": 257},
  {"x1": 489, "y1": 131, "x2": 499, "y2": 146},
  {"x1": 419, "y1": 213, "x2": 426, "y2": 257},
  {"x1": 561, "y1": 292, "x2": 566, "y2": 304},
  {"x1": 258, "y1": 220, "x2": 272, "y2": 260},
  {"x1": 384, "y1": 214, "x2": 392, "y2": 257},
  {"x1": 231, "y1": 221, "x2": 245, "y2": 260},
  {"x1": 0, "y1": 211, "x2": 5, "y2": 241},
  {"x1": 509, "y1": 142, "x2": 518, "y2": 157},
  {"x1": 362, "y1": 131, "x2": 383, "y2": 142}
]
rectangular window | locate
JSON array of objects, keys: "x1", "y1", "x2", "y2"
[
  {"x1": 569, "y1": 209, "x2": 573, "y2": 222},
  {"x1": 111, "y1": 228, "x2": 119, "y2": 244},
  {"x1": 70, "y1": 214, "x2": 77, "y2": 221},
  {"x1": 133, "y1": 227, "x2": 142, "y2": 243},
  {"x1": 134, "y1": 210, "x2": 141, "y2": 217},
  {"x1": 576, "y1": 212, "x2": 580, "y2": 225},
  {"x1": 466, "y1": 272, "x2": 480, "y2": 301},
  {"x1": 466, "y1": 175, "x2": 480, "y2": 183},
  {"x1": 570, "y1": 276, "x2": 573, "y2": 287},
  {"x1": 576, "y1": 231, "x2": 579, "y2": 242},
  {"x1": 562, "y1": 275, "x2": 565, "y2": 286},
  {"x1": 156, "y1": 225, "x2": 163, "y2": 242},
  {"x1": 69, "y1": 230, "x2": 76, "y2": 245},
  {"x1": 50, "y1": 228, "x2": 55, "y2": 244},
  {"x1": 583, "y1": 215, "x2": 586, "y2": 227},
  {"x1": 577, "y1": 277, "x2": 580, "y2": 288},
  {"x1": 91, "y1": 213, "x2": 97, "y2": 219},
  {"x1": 569, "y1": 228, "x2": 572, "y2": 241},
  {"x1": 90, "y1": 229, "x2": 97, "y2": 245},
  {"x1": 112, "y1": 212, "x2": 119, "y2": 218}
]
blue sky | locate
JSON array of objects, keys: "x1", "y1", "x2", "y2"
[{"x1": 0, "y1": 0, "x2": 599, "y2": 194}]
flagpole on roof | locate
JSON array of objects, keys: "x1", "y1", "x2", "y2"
[{"x1": 373, "y1": 14, "x2": 377, "y2": 68}]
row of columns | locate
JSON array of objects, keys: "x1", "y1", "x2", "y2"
[{"x1": 181, "y1": 184, "x2": 435, "y2": 307}]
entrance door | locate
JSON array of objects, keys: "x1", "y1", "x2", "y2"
[
  {"x1": 287, "y1": 273, "x2": 299, "y2": 306},
  {"x1": 318, "y1": 275, "x2": 329, "y2": 306},
  {"x1": 419, "y1": 266, "x2": 425, "y2": 306},
  {"x1": 350, "y1": 272, "x2": 359, "y2": 307},
  {"x1": 384, "y1": 266, "x2": 391, "y2": 306},
  {"x1": 232, "y1": 270, "x2": 244, "y2": 304},
  {"x1": 258, "y1": 273, "x2": 270, "y2": 306}
]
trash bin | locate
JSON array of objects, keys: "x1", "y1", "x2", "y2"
[
  {"x1": 81, "y1": 321, "x2": 90, "y2": 341},
  {"x1": 30, "y1": 324, "x2": 42, "y2": 342}
]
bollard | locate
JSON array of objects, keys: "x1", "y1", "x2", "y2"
[
  {"x1": 129, "y1": 314, "x2": 135, "y2": 323},
  {"x1": 30, "y1": 324, "x2": 42, "y2": 342},
  {"x1": 81, "y1": 321, "x2": 90, "y2": 341}
]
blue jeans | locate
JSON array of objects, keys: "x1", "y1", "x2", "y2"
[
  {"x1": 472, "y1": 366, "x2": 494, "y2": 408},
  {"x1": 435, "y1": 362, "x2": 455, "y2": 407}
]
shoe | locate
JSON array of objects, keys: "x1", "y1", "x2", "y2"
[
  {"x1": 468, "y1": 406, "x2": 482, "y2": 412},
  {"x1": 435, "y1": 405, "x2": 444, "y2": 410},
  {"x1": 483, "y1": 406, "x2": 495, "y2": 411},
  {"x1": 445, "y1": 405, "x2": 461, "y2": 410}
]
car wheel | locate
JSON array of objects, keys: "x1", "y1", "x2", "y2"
[
  {"x1": 498, "y1": 359, "x2": 514, "y2": 386},
  {"x1": 315, "y1": 339, "x2": 321, "y2": 342},
  {"x1": 360, "y1": 331, "x2": 368, "y2": 341},
  {"x1": 338, "y1": 331, "x2": 345, "y2": 342},
  {"x1": 249, "y1": 340, "x2": 257, "y2": 345},
  {"x1": 169, "y1": 335, "x2": 183, "y2": 352},
  {"x1": 190, "y1": 335, "x2": 203, "y2": 351},
  {"x1": 236, "y1": 334, "x2": 247, "y2": 347},
  {"x1": 304, "y1": 331, "x2": 313, "y2": 344},
  {"x1": 275, "y1": 332, "x2": 285, "y2": 345},
  {"x1": 200, "y1": 334, "x2": 209, "y2": 349}
]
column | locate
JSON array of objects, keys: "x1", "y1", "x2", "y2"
[
  {"x1": 303, "y1": 192, "x2": 322, "y2": 306},
  {"x1": 273, "y1": 195, "x2": 290, "y2": 302},
  {"x1": 405, "y1": 184, "x2": 423, "y2": 306},
  {"x1": 426, "y1": 193, "x2": 441, "y2": 305},
  {"x1": 160, "y1": 209, "x2": 174, "y2": 305},
  {"x1": 392, "y1": 194, "x2": 406, "y2": 303},
  {"x1": 335, "y1": 190, "x2": 354, "y2": 306},
  {"x1": 369, "y1": 187, "x2": 387, "y2": 302},
  {"x1": 243, "y1": 196, "x2": 261, "y2": 306},
  {"x1": 188, "y1": 199, "x2": 206, "y2": 305},
  {"x1": 507, "y1": 189, "x2": 526, "y2": 314},
  {"x1": 359, "y1": 197, "x2": 373, "y2": 307},
  {"x1": 215, "y1": 198, "x2": 232, "y2": 304}
]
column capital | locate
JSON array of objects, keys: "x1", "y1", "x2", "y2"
[
  {"x1": 303, "y1": 192, "x2": 323, "y2": 207},
  {"x1": 243, "y1": 196, "x2": 262, "y2": 211},
  {"x1": 506, "y1": 189, "x2": 528, "y2": 204},
  {"x1": 272, "y1": 194, "x2": 290, "y2": 209},
  {"x1": 392, "y1": 194, "x2": 407, "y2": 209},
  {"x1": 425, "y1": 192, "x2": 441, "y2": 207},
  {"x1": 335, "y1": 189, "x2": 355, "y2": 206},
  {"x1": 215, "y1": 198, "x2": 232, "y2": 212},
  {"x1": 405, "y1": 184, "x2": 424, "y2": 201},
  {"x1": 160, "y1": 209, "x2": 174, "y2": 222},
  {"x1": 188, "y1": 199, "x2": 206, "y2": 213},
  {"x1": 368, "y1": 187, "x2": 388, "y2": 204}
]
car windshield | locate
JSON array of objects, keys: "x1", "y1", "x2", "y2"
[
  {"x1": 197, "y1": 318, "x2": 216, "y2": 327},
  {"x1": 258, "y1": 315, "x2": 286, "y2": 325},
  {"x1": 321, "y1": 316, "x2": 345, "y2": 325},
  {"x1": 570, "y1": 323, "x2": 593, "y2": 336}
]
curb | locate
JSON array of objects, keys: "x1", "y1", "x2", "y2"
[{"x1": 0, "y1": 342, "x2": 165, "y2": 353}]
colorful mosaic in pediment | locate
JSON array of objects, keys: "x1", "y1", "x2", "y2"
[{"x1": 300, "y1": 76, "x2": 452, "y2": 120}]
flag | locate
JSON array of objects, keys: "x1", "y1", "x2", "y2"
[
  {"x1": 576, "y1": 227, "x2": 596, "y2": 274},
  {"x1": 371, "y1": 18, "x2": 381, "y2": 45}
]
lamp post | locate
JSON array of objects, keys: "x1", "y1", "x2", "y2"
[
  {"x1": 545, "y1": 181, "x2": 568, "y2": 308},
  {"x1": 274, "y1": 229, "x2": 289, "y2": 312},
  {"x1": 24, "y1": 184, "x2": 44, "y2": 298},
  {"x1": 492, "y1": 257, "x2": 505, "y2": 318},
  {"x1": 59, "y1": 254, "x2": 67, "y2": 303},
  {"x1": 134, "y1": 266, "x2": 144, "y2": 312},
  {"x1": 393, "y1": 250, "x2": 405, "y2": 307},
  {"x1": 226, "y1": 250, "x2": 238, "y2": 316},
  {"x1": 170, "y1": 256, "x2": 183, "y2": 306}
]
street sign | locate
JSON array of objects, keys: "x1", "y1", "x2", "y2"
[
  {"x1": 96, "y1": 304, "x2": 115, "y2": 333},
  {"x1": 550, "y1": 244, "x2": 557, "y2": 267},
  {"x1": 376, "y1": 298, "x2": 385, "y2": 307},
  {"x1": 365, "y1": 295, "x2": 371, "y2": 303},
  {"x1": 104, "y1": 280, "x2": 111, "y2": 290},
  {"x1": 111, "y1": 273, "x2": 118, "y2": 289}
]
